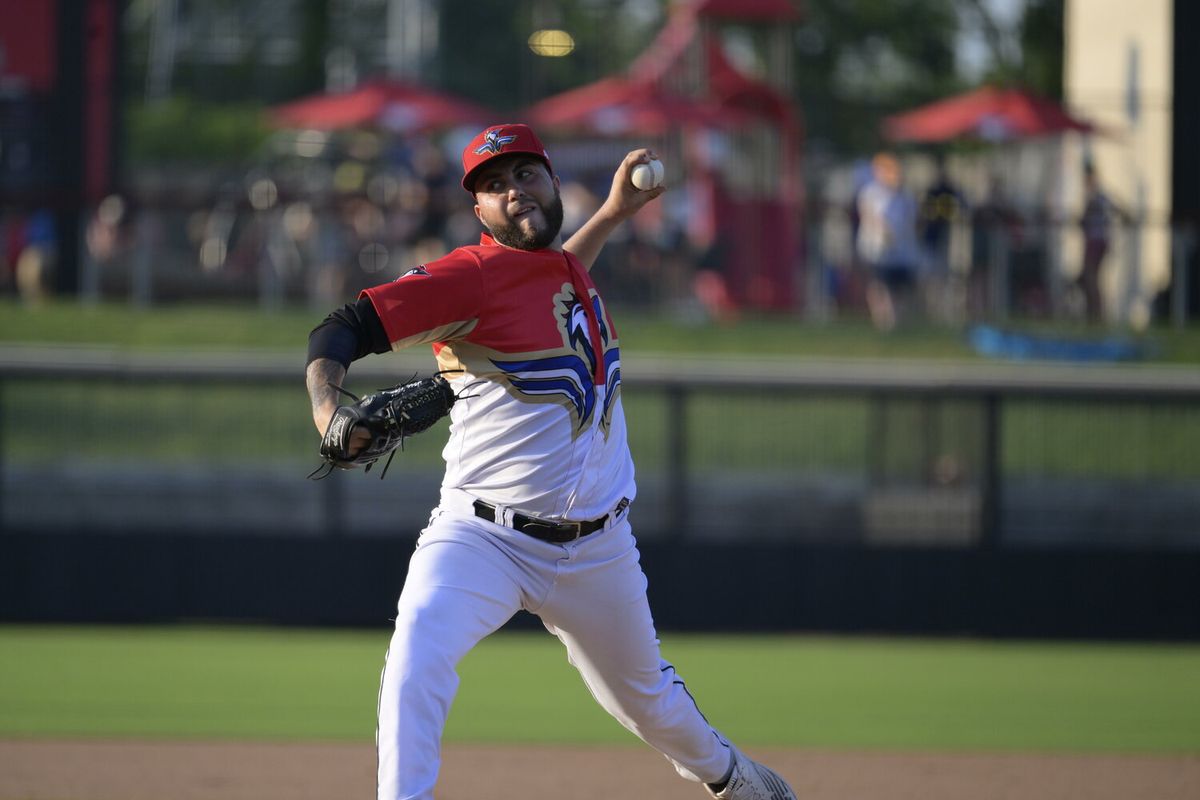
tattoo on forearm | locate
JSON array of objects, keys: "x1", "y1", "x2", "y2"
[{"x1": 306, "y1": 358, "x2": 348, "y2": 413}]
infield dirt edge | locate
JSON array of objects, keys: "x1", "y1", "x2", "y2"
[{"x1": 2, "y1": 738, "x2": 1199, "y2": 800}]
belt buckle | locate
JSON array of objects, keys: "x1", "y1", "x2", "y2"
[
  {"x1": 548, "y1": 520, "x2": 583, "y2": 541},
  {"x1": 521, "y1": 519, "x2": 581, "y2": 541}
]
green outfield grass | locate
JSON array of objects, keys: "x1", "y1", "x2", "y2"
[
  {"x1": 1, "y1": 626, "x2": 1198, "y2": 753},
  {"x1": 3, "y1": 299, "x2": 968, "y2": 358},
  {"x1": 5, "y1": 298, "x2": 1200, "y2": 362}
]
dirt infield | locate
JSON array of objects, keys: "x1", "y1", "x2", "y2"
[{"x1": 1, "y1": 739, "x2": 1198, "y2": 800}]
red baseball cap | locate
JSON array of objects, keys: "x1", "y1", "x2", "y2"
[{"x1": 461, "y1": 123, "x2": 554, "y2": 193}]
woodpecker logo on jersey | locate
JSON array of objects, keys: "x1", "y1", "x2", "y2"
[
  {"x1": 400, "y1": 265, "x2": 431, "y2": 279},
  {"x1": 490, "y1": 283, "x2": 621, "y2": 434},
  {"x1": 474, "y1": 130, "x2": 518, "y2": 156}
]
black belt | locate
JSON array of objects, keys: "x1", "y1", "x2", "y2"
[{"x1": 473, "y1": 499, "x2": 627, "y2": 543}]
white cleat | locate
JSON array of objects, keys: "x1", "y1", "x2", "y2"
[{"x1": 705, "y1": 745, "x2": 797, "y2": 800}]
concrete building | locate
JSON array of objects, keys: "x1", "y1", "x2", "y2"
[{"x1": 1064, "y1": 0, "x2": 1198, "y2": 326}]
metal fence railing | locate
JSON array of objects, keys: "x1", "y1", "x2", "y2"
[
  {"x1": 3, "y1": 347, "x2": 1200, "y2": 550},
  {"x1": 6, "y1": 185, "x2": 1199, "y2": 328}
]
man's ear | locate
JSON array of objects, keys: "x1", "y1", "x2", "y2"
[{"x1": 473, "y1": 203, "x2": 484, "y2": 226}]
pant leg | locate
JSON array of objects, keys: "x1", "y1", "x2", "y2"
[
  {"x1": 1081, "y1": 240, "x2": 1108, "y2": 322},
  {"x1": 377, "y1": 512, "x2": 526, "y2": 800},
  {"x1": 535, "y1": 519, "x2": 731, "y2": 785}
]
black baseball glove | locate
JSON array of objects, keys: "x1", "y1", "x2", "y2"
[{"x1": 309, "y1": 374, "x2": 457, "y2": 479}]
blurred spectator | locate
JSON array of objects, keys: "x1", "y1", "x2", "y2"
[
  {"x1": 83, "y1": 195, "x2": 132, "y2": 301},
  {"x1": 813, "y1": 161, "x2": 873, "y2": 316},
  {"x1": 409, "y1": 140, "x2": 454, "y2": 244},
  {"x1": 919, "y1": 154, "x2": 966, "y2": 321},
  {"x1": 1, "y1": 210, "x2": 25, "y2": 293},
  {"x1": 846, "y1": 158, "x2": 874, "y2": 249},
  {"x1": 559, "y1": 178, "x2": 601, "y2": 241},
  {"x1": 1077, "y1": 162, "x2": 1121, "y2": 324},
  {"x1": 1010, "y1": 204, "x2": 1051, "y2": 319},
  {"x1": 969, "y1": 174, "x2": 1023, "y2": 319},
  {"x1": 14, "y1": 209, "x2": 57, "y2": 305},
  {"x1": 856, "y1": 152, "x2": 920, "y2": 331},
  {"x1": 85, "y1": 195, "x2": 128, "y2": 264}
]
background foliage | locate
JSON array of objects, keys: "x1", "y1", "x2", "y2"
[{"x1": 119, "y1": 1, "x2": 1066, "y2": 164}]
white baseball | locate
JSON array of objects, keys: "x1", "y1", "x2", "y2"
[{"x1": 630, "y1": 159, "x2": 664, "y2": 191}]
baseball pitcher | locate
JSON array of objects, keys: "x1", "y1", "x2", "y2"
[{"x1": 305, "y1": 123, "x2": 797, "y2": 800}]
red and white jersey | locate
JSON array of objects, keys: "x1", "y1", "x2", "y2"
[{"x1": 361, "y1": 233, "x2": 633, "y2": 521}]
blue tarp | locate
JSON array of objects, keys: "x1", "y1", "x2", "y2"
[{"x1": 969, "y1": 325, "x2": 1151, "y2": 362}]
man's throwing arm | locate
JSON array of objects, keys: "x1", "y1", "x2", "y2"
[{"x1": 563, "y1": 148, "x2": 666, "y2": 271}]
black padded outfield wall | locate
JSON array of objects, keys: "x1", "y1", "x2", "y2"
[
  {"x1": 1174, "y1": 0, "x2": 1200, "y2": 316},
  {"x1": 4, "y1": 357, "x2": 1200, "y2": 639},
  {"x1": 3, "y1": 529, "x2": 1198, "y2": 640}
]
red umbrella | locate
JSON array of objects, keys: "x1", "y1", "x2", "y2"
[
  {"x1": 525, "y1": 12, "x2": 800, "y2": 137},
  {"x1": 524, "y1": 76, "x2": 748, "y2": 135},
  {"x1": 691, "y1": 0, "x2": 802, "y2": 22},
  {"x1": 882, "y1": 86, "x2": 1095, "y2": 143},
  {"x1": 269, "y1": 78, "x2": 495, "y2": 133}
]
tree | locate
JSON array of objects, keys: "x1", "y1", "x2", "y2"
[
  {"x1": 1017, "y1": 0, "x2": 1064, "y2": 100},
  {"x1": 436, "y1": 0, "x2": 664, "y2": 114},
  {"x1": 790, "y1": 0, "x2": 962, "y2": 158},
  {"x1": 963, "y1": 0, "x2": 1064, "y2": 100}
]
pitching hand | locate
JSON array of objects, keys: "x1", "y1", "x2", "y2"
[
  {"x1": 602, "y1": 149, "x2": 666, "y2": 222},
  {"x1": 563, "y1": 148, "x2": 666, "y2": 270}
]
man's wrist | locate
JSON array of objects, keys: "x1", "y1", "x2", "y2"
[{"x1": 597, "y1": 198, "x2": 635, "y2": 225}]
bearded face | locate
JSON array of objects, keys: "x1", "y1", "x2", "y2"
[
  {"x1": 471, "y1": 156, "x2": 564, "y2": 251},
  {"x1": 485, "y1": 190, "x2": 564, "y2": 251}
]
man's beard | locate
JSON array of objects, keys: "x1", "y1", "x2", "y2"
[{"x1": 488, "y1": 191, "x2": 564, "y2": 251}]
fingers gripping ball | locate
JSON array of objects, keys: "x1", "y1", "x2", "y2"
[
  {"x1": 311, "y1": 374, "x2": 457, "y2": 479},
  {"x1": 630, "y1": 158, "x2": 664, "y2": 191}
]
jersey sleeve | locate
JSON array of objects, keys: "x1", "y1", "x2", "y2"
[{"x1": 360, "y1": 249, "x2": 484, "y2": 351}]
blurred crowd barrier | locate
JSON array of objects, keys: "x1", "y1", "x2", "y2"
[
  {"x1": 807, "y1": 200, "x2": 1199, "y2": 331},
  {"x1": 807, "y1": 147, "x2": 1200, "y2": 332},
  {"x1": 4, "y1": 190, "x2": 1196, "y2": 332},
  {"x1": 0, "y1": 129, "x2": 704, "y2": 316},
  {"x1": 2, "y1": 132, "x2": 1199, "y2": 331}
]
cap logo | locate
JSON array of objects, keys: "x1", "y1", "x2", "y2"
[{"x1": 474, "y1": 129, "x2": 518, "y2": 156}]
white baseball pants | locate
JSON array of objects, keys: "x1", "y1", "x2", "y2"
[{"x1": 376, "y1": 501, "x2": 732, "y2": 800}]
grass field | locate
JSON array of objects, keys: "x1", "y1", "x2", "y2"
[
  {"x1": 2, "y1": 626, "x2": 1198, "y2": 753},
  {"x1": 5, "y1": 298, "x2": 1200, "y2": 363},
  {"x1": 2, "y1": 299, "x2": 969, "y2": 357}
]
